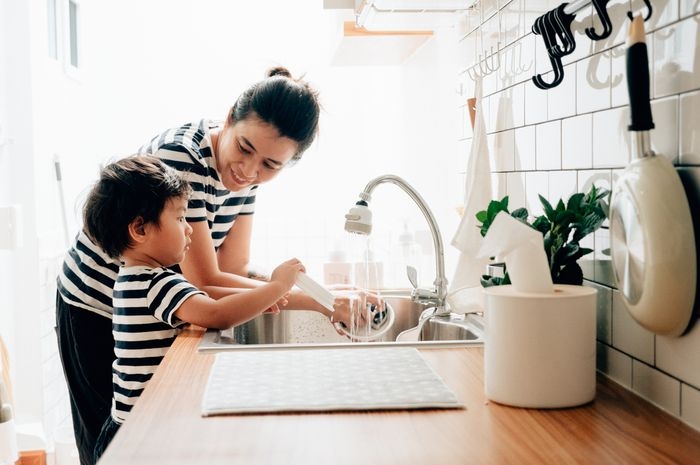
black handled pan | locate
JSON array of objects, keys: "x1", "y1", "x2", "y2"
[{"x1": 609, "y1": 15, "x2": 696, "y2": 336}]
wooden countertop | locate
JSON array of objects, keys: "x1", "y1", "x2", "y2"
[{"x1": 97, "y1": 326, "x2": 700, "y2": 465}]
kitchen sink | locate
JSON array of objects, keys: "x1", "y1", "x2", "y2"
[{"x1": 197, "y1": 290, "x2": 484, "y2": 351}]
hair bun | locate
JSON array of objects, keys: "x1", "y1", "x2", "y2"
[{"x1": 266, "y1": 66, "x2": 292, "y2": 79}]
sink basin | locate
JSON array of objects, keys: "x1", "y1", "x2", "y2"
[{"x1": 198, "y1": 290, "x2": 484, "y2": 351}]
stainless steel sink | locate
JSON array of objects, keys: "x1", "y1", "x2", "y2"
[{"x1": 197, "y1": 290, "x2": 484, "y2": 351}]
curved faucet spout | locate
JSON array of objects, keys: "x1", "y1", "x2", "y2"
[{"x1": 346, "y1": 174, "x2": 448, "y2": 314}]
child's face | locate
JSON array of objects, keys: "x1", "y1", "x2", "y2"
[{"x1": 146, "y1": 196, "x2": 192, "y2": 267}]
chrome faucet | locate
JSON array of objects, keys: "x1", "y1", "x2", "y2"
[{"x1": 344, "y1": 174, "x2": 449, "y2": 315}]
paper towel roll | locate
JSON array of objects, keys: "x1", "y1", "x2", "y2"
[
  {"x1": 0, "y1": 418, "x2": 18, "y2": 465},
  {"x1": 483, "y1": 284, "x2": 597, "y2": 408}
]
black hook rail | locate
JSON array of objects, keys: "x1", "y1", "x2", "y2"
[{"x1": 531, "y1": 0, "x2": 653, "y2": 90}]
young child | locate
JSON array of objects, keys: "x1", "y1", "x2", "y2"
[{"x1": 87, "y1": 156, "x2": 304, "y2": 461}]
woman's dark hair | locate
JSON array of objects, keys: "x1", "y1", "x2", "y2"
[
  {"x1": 83, "y1": 156, "x2": 191, "y2": 258},
  {"x1": 230, "y1": 66, "x2": 321, "y2": 162}
]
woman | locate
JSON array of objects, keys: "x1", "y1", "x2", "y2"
[{"x1": 56, "y1": 67, "x2": 364, "y2": 465}]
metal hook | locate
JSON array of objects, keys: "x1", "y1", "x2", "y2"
[
  {"x1": 627, "y1": 0, "x2": 652, "y2": 22},
  {"x1": 532, "y1": 49, "x2": 565, "y2": 89},
  {"x1": 549, "y1": 5, "x2": 577, "y2": 57},
  {"x1": 485, "y1": 45, "x2": 500, "y2": 74},
  {"x1": 586, "y1": 0, "x2": 613, "y2": 40},
  {"x1": 531, "y1": 14, "x2": 566, "y2": 89}
]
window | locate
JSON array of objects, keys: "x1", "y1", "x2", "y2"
[
  {"x1": 46, "y1": 0, "x2": 80, "y2": 74},
  {"x1": 47, "y1": 0, "x2": 58, "y2": 59},
  {"x1": 68, "y1": 0, "x2": 79, "y2": 68}
]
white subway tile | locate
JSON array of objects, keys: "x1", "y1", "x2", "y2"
[
  {"x1": 505, "y1": 171, "x2": 527, "y2": 210},
  {"x1": 681, "y1": 0, "x2": 700, "y2": 18},
  {"x1": 510, "y1": 83, "x2": 525, "y2": 128},
  {"x1": 598, "y1": 343, "x2": 633, "y2": 388},
  {"x1": 592, "y1": 107, "x2": 630, "y2": 168},
  {"x1": 650, "y1": 96, "x2": 679, "y2": 163},
  {"x1": 483, "y1": 64, "x2": 501, "y2": 95},
  {"x1": 562, "y1": 114, "x2": 593, "y2": 169},
  {"x1": 578, "y1": 169, "x2": 613, "y2": 195},
  {"x1": 514, "y1": 125, "x2": 536, "y2": 170},
  {"x1": 548, "y1": 170, "x2": 577, "y2": 204},
  {"x1": 565, "y1": 5, "x2": 596, "y2": 63},
  {"x1": 632, "y1": 361, "x2": 681, "y2": 416},
  {"x1": 536, "y1": 120, "x2": 561, "y2": 170},
  {"x1": 680, "y1": 90, "x2": 700, "y2": 164},
  {"x1": 610, "y1": 44, "x2": 627, "y2": 108},
  {"x1": 492, "y1": 172, "x2": 507, "y2": 200},
  {"x1": 577, "y1": 52, "x2": 612, "y2": 114},
  {"x1": 646, "y1": 0, "x2": 680, "y2": 30},
  {"x1": 524, "y1": 171, "x2": 549, "y2": 216},
  {"x1": 509, "y1": 38, "x2": 536, "y2": 86},
  {"x1": 548, "y1": 63, "x2": 577, "y2": 120},
  {"x1": 607, "y1": 0, "x2": 635, "y2": 48},
  {"x1": 524, "y1": 77, "x2": 548, "y2": 124},
  {"x1": 612, "y1": 290, "x2": 655, "y2": 364},
  {"x1": 653, "y1": 19, "x2": 700, "y2": 98},
  {"x1": 501, "y1": 0, "x2": 525, "y2": 46},
  {"x1": 682, "y1": 384, "x2": 700, "y2": 432},
  {"x1": 657, "y1": 321, "x2": 700, "y2": 389}
]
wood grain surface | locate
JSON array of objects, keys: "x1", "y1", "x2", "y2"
[{"x1": 97, "y1": 326, "x2": 700, "y2": 465}]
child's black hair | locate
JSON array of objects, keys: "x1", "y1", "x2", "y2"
[{"x1": 83, "y1": 155, "x2": 191, "y2": 258}]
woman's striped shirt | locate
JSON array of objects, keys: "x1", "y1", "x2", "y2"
[
  {"x1": 110, "y1": 265, "x2": 204, "y2": 424},
  {"x1": 57, "y1": 119, "x2": 258, "y2": 318}
]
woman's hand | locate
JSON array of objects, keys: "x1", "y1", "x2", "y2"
[{"x1": 328, "y1": 289, "x2": 384, "y2": 335}]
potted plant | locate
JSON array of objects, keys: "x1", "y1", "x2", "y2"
[{"x1": 475, "y1": 184, "x2": 610, "y2": 287}]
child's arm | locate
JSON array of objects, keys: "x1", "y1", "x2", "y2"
[{"x1": 174, "y1": 258, "x2": 303, "y2": 329}]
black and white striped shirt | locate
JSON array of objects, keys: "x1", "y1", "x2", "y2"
[
  {"x1": 57, "y1": 119, "x2": 258, "y2": 318},
  {"x1": 110, "y1": 265, "x2": 204, "y2": 424}
]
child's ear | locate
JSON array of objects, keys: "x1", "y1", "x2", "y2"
[{"x1": 128, "y1": 216, "x2": 148, "y2": 243}]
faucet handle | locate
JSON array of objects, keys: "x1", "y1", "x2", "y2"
[{"x1": 406, "y1": 265, "x2": 419, "y2": 289}]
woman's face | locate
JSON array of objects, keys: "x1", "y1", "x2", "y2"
[{"x1": 214, "y1": 115, "x2": 298, "y2": 191}]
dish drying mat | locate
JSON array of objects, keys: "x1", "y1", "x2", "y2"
[{"x1": 201, "y1": 347, "x2": 463, "y2": 416}]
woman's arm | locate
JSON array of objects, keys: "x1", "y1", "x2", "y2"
[
  {"x1": 178, "y1": 219, "x2": 260, "y2": 290},
  {"x1": 216, "y1": 214, "x2": 254, "y2": 276},
  {"x1": 175, "y1": 258, "x2": 302, "y2": 329}
]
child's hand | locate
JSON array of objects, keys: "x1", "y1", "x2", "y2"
[
  {"x1": 270, "y1": 258, "x2": 305, "y2": 292},
  {"x1": 263, "y1": 293, "x2": 290, "y2": 314}
]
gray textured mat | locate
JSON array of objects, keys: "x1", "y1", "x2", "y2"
[{"x1": 202, "y1": 347, "x2": 463, "y2": 415}]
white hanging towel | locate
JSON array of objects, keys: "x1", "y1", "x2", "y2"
[{"x1": 447, "y1": 77, "x2": 492, "y2": 312}]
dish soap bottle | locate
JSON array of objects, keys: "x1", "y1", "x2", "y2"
[{"x1": 323, "y1": 247, "x2": 352, "y2": 286}]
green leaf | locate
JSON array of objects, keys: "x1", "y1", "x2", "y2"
[
  {"x1": 511, "y1": 207, "x2": 529, "y2": 221},
  {"x1": 554, "y1": 263, "x2": 584, "y2": 285},
  {"x1": 567, "y1": 192, "x2": 584, "y2": 212},
  {"x1": 540, "y1": 195, "x2": 555, "y2": 219}
]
